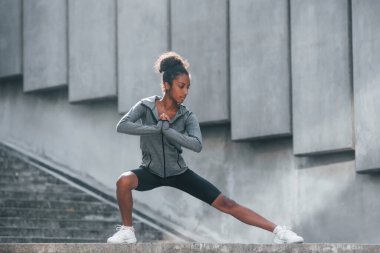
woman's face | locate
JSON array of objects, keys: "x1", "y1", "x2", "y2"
[{"x1": 165, "y1": 73, "x2": 190, "y2": 104}]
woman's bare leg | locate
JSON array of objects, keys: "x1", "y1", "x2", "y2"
[
  {"x1": 116, "y1": 171, "x2": 138, "y2": 226},
  {"x1": 212, "y1": 193, "x2": 276, "y2": 233}
]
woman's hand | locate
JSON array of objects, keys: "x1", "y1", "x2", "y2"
[{"x1": 160, "y1": 113, "x2": 170, "y2": 121}]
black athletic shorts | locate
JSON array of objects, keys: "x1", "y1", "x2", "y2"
[{"x1": 130, "y1": 166, "x2": 221, "y2": 205}]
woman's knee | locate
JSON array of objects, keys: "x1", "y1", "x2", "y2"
[
  {"x1": 212, "y1": 194, "x2": 238, "y2": 213},
  {"x1": 117, "y1": 171, "x2": 138, "y2": 190}
]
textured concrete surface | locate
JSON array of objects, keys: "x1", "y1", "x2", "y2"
[
  {"x1": 117, "y1": 0, "x2": 168, "y2": 113},
  {"x1": 0, "y1": 147, "x2": 172, "y2": 243},
  {"x1": 352, "y1": 0, "x2": 380, "y2": 172},
  {"x1": 0, "y1": 80, "x2": 139, "y2": 194},
  {"x1": 171, "y1": 0, "x2": 229, "y2": 124},
  {"x1": 291, "y1": 0, "x2": 354, "y2": 155},
  {"x1": 230, "y1": 0, "x2": 291, "y2": 140},
  {"x1": 297, "y1": 154, "x2": 380, "y2": 242},
  {"x1": 2, "y1": 80, "x2": 380, "y2": 243},
  {"x1": 1, "y1": 243, "x2": 380, "y2": 253},
  {"x1": 1, "y1": 0, "x2": 380, "y2": 245},
  {"x1": 23, "y1": 0, "x2": 67, "y2": 92},
  {"x1": 0, "y1": 0, "x2": 22, "y2": 78},
  {"x1": 68, "y1": 0, "x2": 117, "y2": 102}
]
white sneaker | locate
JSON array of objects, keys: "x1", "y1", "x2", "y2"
[
  {"x1": 273, "y1": 225, "x2": 304, "y2": 244},
  {"x1": 107, "y1": 225, "x2": 137, "y2": 243}
]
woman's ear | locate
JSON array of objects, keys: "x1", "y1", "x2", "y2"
[{"x1": 163, "y1": 82, "x2": 171, "y2": 91}]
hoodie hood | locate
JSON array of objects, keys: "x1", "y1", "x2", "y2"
[{"x1": 140, "y1": 95, "x2": 188, "y2": 124}]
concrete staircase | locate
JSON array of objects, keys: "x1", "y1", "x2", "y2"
[
  {"x1": 0, "y1": 144, "x2": 173, "y2": 243},
  {"x1": 0, "y1": 243, "x2": 379, "y2": 253}
]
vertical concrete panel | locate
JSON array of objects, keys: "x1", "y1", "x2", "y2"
[
  {"x1": 117, "y1": 0, "x2": 168, "y2": 113},
  {"x1": 23, "y1": 0, "x2": 67, "y2": 92},
  {"x1": 291, "y1": 0, "x2": 354, "y2": 155},
  {"x1": 230, "y1": 0, "x2": 291, "y2": 140},
  {"x1": 171, "y1": 0, "x2": 229, "y2": 124},
  {"x1": 0, "y1": 0, "x2": 22, "y2": 78},
  {"x1": 352, "y1": 0, "x2": 380, "y2": 172},
  {"x1": 68, "y1": 0, "x2": 117, "y2": 102}
]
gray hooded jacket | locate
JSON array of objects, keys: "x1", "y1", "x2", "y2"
[{"x1": 116, "y1": 95, "x2": 202, "y2": 177}]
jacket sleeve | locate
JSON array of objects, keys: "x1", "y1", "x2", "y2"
[
  {"x1": 162, "y1": 112, "x2": 203, "y2": 153},
  {"x1": 116, "y1": 101, "x2": 162, "y2": 135}
]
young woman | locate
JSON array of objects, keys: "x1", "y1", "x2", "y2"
[{"x1": 107, "y1": 52, "x2": 304, "y2": 244}]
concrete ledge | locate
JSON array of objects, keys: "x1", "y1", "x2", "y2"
[{"x1": 0, "y1": 243, "x2": 379, "y2": 253}]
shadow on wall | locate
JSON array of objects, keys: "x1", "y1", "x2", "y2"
[
  {"x1": 297, "y1": 161, "x2": 380, "y2": 243},
  {"x1": 296, "y1": 151, "x2": 355, "y2": 170},
  {"x1": 231, "y1": 130, "x2": 356, "y2": 172},
  {"x1": 0, "y1": 77, "x2": 118, "y2": 106}
]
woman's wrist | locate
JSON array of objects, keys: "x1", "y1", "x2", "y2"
[
  {"x1": 156, "y1": 121, "x2": 164, "y2": 132},
  {"x1": 161, "y1": 120, "x2": 170, "y2": 131}
]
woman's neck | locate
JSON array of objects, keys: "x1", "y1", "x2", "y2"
[{"x1": 160, "y1": 94, "x2": 179, "y2": 111}]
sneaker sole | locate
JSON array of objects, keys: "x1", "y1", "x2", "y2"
[
  {"x1": 124, "y1": 238, "x2": 137, "y2": 244},
  {"x1": 107, "y1": 238, "x2": 137, "y2": 244},
  {"x1": 274, "y1": 238, "x2": 304, "y2": 244}
]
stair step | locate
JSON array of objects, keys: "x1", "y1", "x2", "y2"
[
  {"x1": 0, "y1": 217, "x2": 120, "y2": 230},
  {"x1": 0, "y1": 236, "x2": 105, "y2": 243},
  {"x1": 0, "y1": 199, "x2": 116, "y2": 211},
  {"x1": 0, "y1": 226, "x2": 163, "y2": 242},
  {"x1": 0, "y1": 167, "x2": 40, "y2": 173},
  {"x1": 0, "y1": 175, "x2": 67, "y2": 185},
  {"x1": 0, "y1": 226, "x2": 163, "y2": 241},
  {"x1": 0, "y1": 170, "x2": 51, "y2": 178},
  {"x1": 0, "y1": 184, "x2": 84, "y2": 193},
  {"x1": 0, "y1": 146, "x2": 172, "y2": 243},
  {"x1": 0, "y1": 170, "x2": 50, "y2": 177},
  {"x1": 0, "y1": 210, "x2": 164, "y2": 240},
  {"x1": 0, "y1": 191, "x2": 101, "y2": 202},
  {"x1": 0, "y1": 208, "x2": 120, "y2": 220},
  {"x1": 0, "y1": 227, "x2": 112, "y2": 238},
  {"x1": 0, "y1": 161, "x2": 32, "y2": 171},
  {"x1": 0, "y1": 218, "x2": 163, "y2": 238}
]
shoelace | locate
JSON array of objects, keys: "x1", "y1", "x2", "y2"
[
  {"x1": 115, "y1": 225, "x2": 134, "y2": 232},
  {"x1": 276, "y1": 225, "x2": 294, "y2": 236},
  {"x1": 281, "y1": 225, "x2": 292, "y2": 231}
]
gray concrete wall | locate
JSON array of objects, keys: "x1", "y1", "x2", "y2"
[
  {"x1": 23, "y1": 0, "x2": 67, "y2": 92},
  {"x1": 171, "y1": 0, "x2": 229, "y2": 124},
  {"x1": 291, "y1": 0, "x2": 354, "y2": 155},
  {"x1": 0, "y1": 80, "x2": 140, "y2": 191},
  {"x1": 1, "y1": 0, "x2": 380, "y2": 245},
  {"x1": 117, "y1": 0, "x2": 168, "y2": 113},
  {"x1": 352, "y1": 0, "x2": 380, "y2": 173},
  {"x1": 0, "y1": 0, "x2": 22, "y2": 78},
  {"x1": 230, "y1": 0, "x2": 291, "y2": 140},
  {"x1": 1, "y1": 80, "x2": 380, "y2": 243},
  {"x1": 68, "y1": 0, "x2": 117, "y2": 102}
]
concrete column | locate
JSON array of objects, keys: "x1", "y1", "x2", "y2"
[
  {"x1": 0, "y1": 0, "x2": 22, "y2": 78},
  {"x1": 23, "y1": 0, "x2": 67, "y2": 92},
  {"x1": 352, "y1": 0, "x2": 380, "y2": 173},
  {"x1": 117, "y1": 0, "x2": 168, "y2": 113},
  {"x1": 291, "y1": 0, "x2": 354, "y2": 155},
  {"x1": 171, "y1": 0, "x2": 229, "y2": 124},
  {"x1": 68, "y1": 0, "x2": 117, "y2": 102},
  {"x1": 230, "y1": 0, "x2": 291, "y2": 140}
]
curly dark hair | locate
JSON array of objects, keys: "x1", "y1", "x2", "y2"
[{"x1": 154, "y1": 51, "x2": 190, "y2": 93}]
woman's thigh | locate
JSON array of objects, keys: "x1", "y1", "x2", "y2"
[
  {"x1": 130, "y1": 167, "x2": 163, "y2": 191},
  {"x1": 165, "y1": 169, "x2": 222, "y2": 205}
]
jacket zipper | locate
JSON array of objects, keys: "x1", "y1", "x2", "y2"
[{"x1": 161, "y1": 133, "x2": 166, "y2": 178}]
